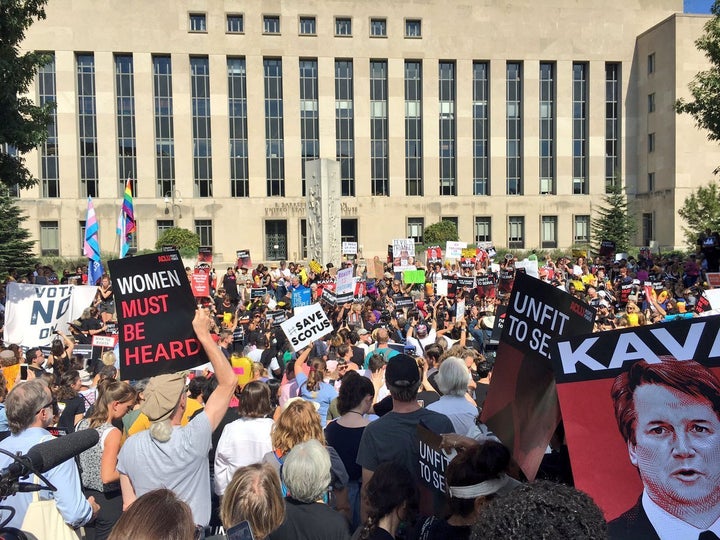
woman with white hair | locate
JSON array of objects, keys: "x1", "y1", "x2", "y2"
[
  {"x1": 426, "y1": 356, "x2": 479, "y2": 435},
  {"x1": 268, "y1": 439, "x2": 351, "y2": 540}
]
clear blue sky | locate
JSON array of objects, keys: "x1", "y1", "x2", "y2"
[{"x1": 685, "y1": 0, "x2": 714, "y2": 13}]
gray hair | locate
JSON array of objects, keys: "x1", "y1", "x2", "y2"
[
  {"x1": 282, "y1": 439, "x2": 331, "y2": 503},
  {"x1": 437, "y1": 356, "x2": 470, "y2": 397},
  {"x1": 6, "y1": 379, "x2": 49, "y2": 434}
]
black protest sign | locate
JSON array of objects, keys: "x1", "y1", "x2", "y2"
[
  {"x1": 599, "y1": 240, "x2": 616, "y2": 257},
  {"x1": 489, "y1": 304, "x2": 507, "y2": 342},
  {"x1": 476, "y1": 274, "x2": 497, "y2": 299},
  {"x1": 457, "y1": 276, "x2": 475, "y2": 288},
  {"x1": 250, "y1": 287, "x2": 267, "y2": 299},
  {"x1": 480, "y1": 272, "x2": 595, "y2": 481},
  {"x1": 393, "y1": 295, "x2": 414, "y2": 308},
  {"x1": 108, "y1": 251, "x2": 208, "y2": 380},
  {"x1": 417, "y1": 423, "x2": 450, "y2": 495},
  {"x1": 267, "y1": 310, "x2": 288, "y2": 326},
  {"x1": 321, "y1": 288, "x2": 337, "y2": 305}
]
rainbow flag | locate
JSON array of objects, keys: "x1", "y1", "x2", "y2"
[{"x1": 117, "y1": 178, "x2": 135, "y2": 258}]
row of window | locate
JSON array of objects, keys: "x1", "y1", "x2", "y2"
[
  {"x1": 40, "y1": 215, "x2": 595, "y2": 258},
  {"x1": 190, "y1": 12, "x2": 422, "y2": 38},
  {"x1": 36, "y1": 53, "x2": 621, "y2": 200}
]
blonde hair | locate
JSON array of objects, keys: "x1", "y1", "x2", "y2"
[{"x1": 271, "y1": 399, "x2": 325, "y2": 454}]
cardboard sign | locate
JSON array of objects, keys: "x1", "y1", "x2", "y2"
[
  {"x1": 292, "y1": 288, "x2": 312, "y2": 308},
  {"x1": 236, "y1": 249, "x2": 252, "y2": 269},
  {"x1": 342, "y1": 242, "x2": 358, "y2": 255},
  {"x1": 480, "y1": 272, "x2": 595, "y2": 481},
  {"x1": 551, "y1": 316, "x2": 720, "y2": 532},
  {"x1": 707, "y1": 272, "x2": 720, "y2": 289},
  {"x1": 108, "y1": 250, "x2": 209, "y2": 380},
  {"x1": 3, "y1": 283, "x2": 98, "y2": 347},
  {"x1": 435, "y1": 280, "x2": 448, "y2": 296},
  {"x1": 250, "y1": 287, "x2": 267, "y2": 299},
  {"x1": 280, "y1": 303, "x2": 332, "y2": 351},
  {"x1": 190, "y1": 271, "x2": 210, "y2": 297},
  {"x1": 403, "y1": 269, "x2": 427, "y2": 284},
  {"x1": 445, "y1": 241, "x2": 466, "y2": 259},
  {"x1": 374, "y1": 258, "x2": 385, "y2": 279},
  {"x1": 336, "y1": 267, "x2": 355, "y2": 295}
]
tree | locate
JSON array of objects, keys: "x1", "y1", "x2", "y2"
[
  {"x1": 675, "y1": 1, "x2": 720, "y2": 147},
  {"x1": 678, "y1": 181, "x2": 720, "y2": 248},
  {"x1": 423, "y1": 220, "x2": 459, "y2": 245},
  {"x1": 0, "y1": 186, "x2": 37, "y2": 278},
  {"x1": 0, "y1": 0, "x2": 53, "y2": 190},
  {"x1": 591, "y1": 184, "x2": 637, "y2": 253},
  {"x1": 155, "y1": 227, "x2": 200, "y2": 252}
]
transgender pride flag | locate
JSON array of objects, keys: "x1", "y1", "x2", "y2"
[
  {"x1": 84, "y1": 197, "x2": 103, "y2": 285},
  {"x1": 117, "y1": 178, "x2": 135, "y2": 258}
]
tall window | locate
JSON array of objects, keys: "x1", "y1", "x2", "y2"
[
  {"x1": 335, "y1": 60, "x2": 355, "y2": 196},
  {"x1": 2, "y1": 145, "x2": 20, "y2": 197},
  {"x1": 264, "y1": 15, "x2": 280, "y2": 34},
  {"x1": 38, "y1": 54, "x2": 59, "y2": 198},
  {"x1": 642, "y1": 213, "x2": 654, "y2": 246},
  {"x1": 508, "y1": 216, "x2": 525, "y2": 249},
  {"x1": 439, "y1": 61, "x2": 456, "y2": 196},
  {"x1": 370, "y1": 60, "x2": 389, "y2": 196},
  {"x1": 194, "y1": 219, "x2": 213, "y2": 247},
  {"x1": 648, "y1": 93, "x2": 656, "y2": 113},
  {"x1": 299, "y1": 59, "x2": 319, "y2": 196},
  {"x1": 541, "y1": 216, "x2": 557, "y2": 248},
  {"x1": 228, "y1": 57, "x2": 249, "y2": 197},
  {"x1": 648, "y1": 132, "x2": 655, "y2": 153},
  {"x1": 77, "y1": 54, "x2": 98, "y2": 197},
  {"x1": 539, "y1": 62, "x2": 555, "y2": 194},
  {"x1": 79, "y1": 221, "x2": 86, "y2": 256},
  {"x1": 407, "y1": 218, "x2": 424, "y2": 244},
  {"x1": 341, "y1": 219, "x2": 358, "y2": 244},
  {"x1": 405, "y1": 60, "x2": 423, "y2": 196},
  {"x1": 153, "y1": 55, "x2": 175, "y2": 196},
  {"x1": 647, "y1": 53, "x2": 655, "y2": 75},
  {"x1": 474, "y1": 217, "x2": 491, "y2": 243},
  {"x1": 191, "y1": 57, "x2": 212, "y2": 197},
  {"x1": 648, "y1": 172, "x2": 655, "y2": 192},
  {"x1": 574, "y1": 215, "x2": 590, "y2": 244},
  {"x1": 265, "y1": 220, "x2": 287, "y2": 260},
  {"x1": 115, "y1": 54, "x2": 137, "y2": 195},
  {"x1": 473, "y1": 62, "x2": 489, "y2": 196},
  {"x1": 506, "y1": 62, "x2": 522, "y2": 195},
  {"x1": 40, "y1": 221, "x2": 59, "y2": 256},
  {"x1": 572, "y1": 63, "x2": 588, "y2": 194},
  {"x1": 264, "y1": 58, "x2": 285, "y2": 196},
  {"x1": 605, "y1": 63, "x2": 620, "y2": 192}
]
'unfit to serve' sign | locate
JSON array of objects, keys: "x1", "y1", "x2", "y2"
[{"x1": 109, "y1": 251, "x2": 209, "y2": 379}]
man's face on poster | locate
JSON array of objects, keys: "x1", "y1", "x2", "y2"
[{"x1": 629, "y1": 383, "x2": 720, "y2": 509}]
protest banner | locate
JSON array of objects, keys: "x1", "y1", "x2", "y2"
[
  {"x1": 435, "y1": 280, "x2": 448, "y2": 296},
  {"x1": 480, "y1": 272, "x2": 595, "y2": 481},
  {"x1": 457, "y1": 276, "x2": 475, "y2": 289},
  {"x1": 280, "y1": 303, "x2": 332, "y2": 351},
  {"x1": 4, "y1": 283, "x2": 98, "y2": 347},
  {"x1": 336, "y1": 267, "x2": 355, "y2": 295},
  {"x1": 393, "y1": 238, "x2": 416, "y2": 272},
  {"x1": 426, "y1": 246, "x2": 442, "y2": 264},
  {"x1": 267, "y1": 310, "x2": 287, "y2": 326},
  {"x1": 354, "y1": 279, "x2": 366, "y2": 300},
  {"x1": 190, "y1": 271, "x2": 210, "y2": 297},
  {"x1": 236, "y1": 249, "x2": 252, "y2": 269},
  {"x1": 403, "y1": 269, "x2": 426, "y2": 284},
  {"x1": 445, "y1": 241, "x2": 466, "y2": 259},
  {"x1": 476, "y1": 274, "x2": 497, "y2": 299},
  {"x1": 292, "y1": 287, "x2": 312, "y2": 308},
  {"x1": 707, "y1": 272, "x2": 720, "y2": 289},
  {"x1": 321, "y1": 288, "x2": 337, "y2": 305},
  {"x1": 599, "y1": 240, "x2": 616, "y2": 257},
  {"x1": 250, "y1": 287, "x2": 267, "y2": 299},
  {"x1": 393, "y1": 295, "x2": 414, "y2": 308},
  {"x1": 417, "y1": 423, "x2": 453, "y2": 495},
  {"x1": 498, "y1": 267, "x2": 515, "y2": 295},
  {"x1": 342, "y1": 241, "x2": 358, "y2": 255},
  {"x1": 440, "y1": 274, "x2": 458, "y2": 298},
  {"x1": 108, "y1": 250, "x2": 209, "y2": 380},
  {"x1": 550, "y1": 315, "x2": 720, "y2": 536}
]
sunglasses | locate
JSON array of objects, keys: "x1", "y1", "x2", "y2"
[{"x1": 35, "y1": 398, "x2": 56, "y2": 416}]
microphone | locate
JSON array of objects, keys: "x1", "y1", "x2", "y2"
[{"x1": 1, "y1": 429, "x2": 99, "y2": 480}]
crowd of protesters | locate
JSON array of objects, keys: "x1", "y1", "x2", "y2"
[{"x1": 0, "y1": 241, "x2": 717, "y2": 539}]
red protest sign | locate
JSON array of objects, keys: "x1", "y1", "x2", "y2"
[
  {"x1": 108, "y1": 250, "x2": 209, "y2": 380},
  {"x1": 191, "y1": 271, "x2": 210, "y2": 297}
]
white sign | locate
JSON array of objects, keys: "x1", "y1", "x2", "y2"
[
  {"x1": 445, "y1": 241, "x2": 467, "y2": 259},
  {"x1": 4, "y1": 283, "x2": 98, "y2": 347},
  {"x1": 392, "y1": 238, "x2": 416, "y2": 257},
  {"x1": 92, "y1": 335, "x2": 118, "y2": 348},
  {"x1": 515, "y1": 258, "x2": 540, "y2": 279},
  {"x1": 456, "y1": 299, "x2": 466, "y2": 321},
  {"x1": 342, "y1": 241, "x2": 358, "y2": 255},
  {"x1": 705, "y1": 289, "x2": 720, "y2": 310},
  {"x1": 436, "y1": 280, "x2": 449, "y2": 296},
  {"x1": 336, "y1": 267, "x2": 355, "y2": 295},
  {"x1": 280, "y1": 303, "x2": 332, "y2": 351}
]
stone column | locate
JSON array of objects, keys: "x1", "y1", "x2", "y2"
[{"x1": 305, "y1": 159, "x2": 341, "y2": 267}]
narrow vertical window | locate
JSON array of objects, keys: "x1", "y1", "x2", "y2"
[
  {"x1": 506, "y1": 62, "x2": 522, "y2": 195},
  {"x1": 38, "y1": 54, "x2": 59, "y2": 198},
  {"x1": 405, "y1": 60, "x2": 423, "y2": 196},
  {"x1": 77, "y1": 53, "x2": 98, "y2": 197},
  {"x1": 439, "y1": 61, "x2": 456, "y2": 196},
  {"x1": 335, "y1": 59, "x2": 354, "y2": 196},
  {"x1": 153, "y1": 55, "x2": 175, "y2": 197},
  {"x1": 473, "y1": 62, "x2": 489, "y2": 196},
  {"x1": 370, "y1": 60, "x2": 389, "y2": 196},
  {"x1": 228, "y1": 57, "x2": 249, "y2": 197},
  {"x1": 572, "y1": 62, "x2": 588, "y2": 194},
  {"x1": 605, "y1": 63, "x2": 620, "y2": 192},
  {"x1": 300, "y1": 59, "x2": 319, "y2": 196},
  {"x1": 539, "y1": 62, "x2": 555, "y2": 194},
  {"x1": 191, "y1": 57, "x2": 212, "y2": 197},
  {"x1": 115, "y1": 54, "x2": 137, "y2": 195},
  {"x1": 264, "y1": 58, "x2": 285, "y2": 196}
]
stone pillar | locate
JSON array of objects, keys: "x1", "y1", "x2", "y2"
[{"x1": 305, "y1": 159, "x2": 341, "y2": 267}]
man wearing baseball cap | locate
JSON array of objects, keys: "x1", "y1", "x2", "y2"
[
  {"x1": 356, "y1": 354, "x2": 454, "y2": 520},
  {"x1": 117, "y1": 308, "x2": 236, "y2": 528}
]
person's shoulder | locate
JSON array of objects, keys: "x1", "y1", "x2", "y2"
[
  {"x1": 416, "y1": 407, "x2": 455, "y2": 430},
  {"x1": 607, "y1": 498, "x2": 659, "y2": 540}
]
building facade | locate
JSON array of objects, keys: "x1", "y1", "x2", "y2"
[{"x1": 14, "y1": 0, "x2": 720, "y2": 263}]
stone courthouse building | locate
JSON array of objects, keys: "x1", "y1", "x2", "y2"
[{"x1": 14, "y1": 0, "x2": 720, "y2": 261}]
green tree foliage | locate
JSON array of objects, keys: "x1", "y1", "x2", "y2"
[
  {"x1": 0, "y1": 186, "x2": 37, "y2": 278},
  {"x1": 678, "y1": 181, "x2": 720, "y2": 248},
  {"x1": 591, "y1": 184, "x2": 637, "y2": 253},
  {"x1": 155, "y1": 227, "x2": 200, "y2": 252},
  {"x1": 423, "y1": 220, "x2": 459, "y2": 245},
  {"x1": 0, "y1": 0, "x2": 53, "y2": 190},
  {"x1": 675, "y1": 1, "x2": 720, "y2": 147}
]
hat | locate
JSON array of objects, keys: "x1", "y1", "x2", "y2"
[
  {"x1": 356, "y1": 328, "x2": 369, "y2": 336},
  {"x1": 385, "y1": 354, "x2": 420, "y2": 387},
  {"x1": 141, "y1": 372, "x2": 187, "y2": 422},
  {"x1": 415, "y1": 323, "x2": 428, "y2": 337},
  {"x1": 78, "y1": 369, "x2": 93, "y2": 387},
  {"x1": 384, "y1": 272, "x2": 394, "y2": 279},
  {"x1": 270, "y1": 263, "x2": 278, "y2": 268}
]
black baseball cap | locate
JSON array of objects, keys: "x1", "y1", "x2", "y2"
[{"x1": 386, "y1": 354, "x2": 420, "y2": 387}]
